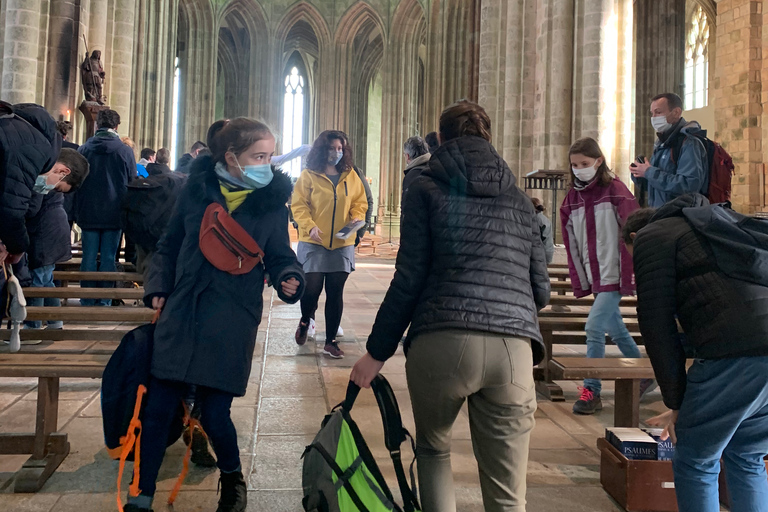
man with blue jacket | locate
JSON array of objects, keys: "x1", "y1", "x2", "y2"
[
  {"x1": 76, "y1": 109, "x2": 136, "y2": 305},
  {"x1": 630, "y1": 93, "x2": 709, "y2": 207}
]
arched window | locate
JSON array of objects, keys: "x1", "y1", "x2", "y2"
[
  {"x1": 685, "y1": 5, "x2": 710, "y2": 110},
  {"x1": 282, "y1": 55, "x2": 308, "y2": 178}
]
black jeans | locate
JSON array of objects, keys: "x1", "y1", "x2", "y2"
[
  {"x1": 137, "y1": 378, "x2": 240, "y2": 497},
  {"x1": 300, "y1": 272, "x2": 349, "y2": 343}
]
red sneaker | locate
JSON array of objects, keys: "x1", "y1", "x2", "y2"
[
  {"x1": 323, "y1": 341, "x2": 345, "y2": 359},
  {"x1": 295, "y1": 321, "x2": 309, "y2": 346}
]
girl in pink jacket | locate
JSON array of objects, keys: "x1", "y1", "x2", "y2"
[{"x1": 560, "y1": 137, "x2": 650, "y2": 415}]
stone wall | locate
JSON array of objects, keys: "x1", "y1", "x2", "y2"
[{"x1": 713, "y1": 0, "x2": 765, "y2": 213}]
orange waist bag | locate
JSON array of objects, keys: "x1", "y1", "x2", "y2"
[{"x1": 199, "y1": 203, "x2": 265, "y2": 275}]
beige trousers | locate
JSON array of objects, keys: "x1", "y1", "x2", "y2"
[{"x1": 406, "y1": 330, "x2": 536, "y2": 512}]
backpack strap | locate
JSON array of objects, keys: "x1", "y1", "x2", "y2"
[
  {"x1": 370, "y1": 376, "x2": 421, "y2": 512},
  {"x1": 116, "y1": 384, "x2": 147, "y2": 512},
  {"x1": 167, "y1": 403, "x2": 207, "y2": 505}
]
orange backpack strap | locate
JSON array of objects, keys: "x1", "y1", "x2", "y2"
[
  {"x1": 167, "y1": 404, "x2": 209, "y2": 505},
  {"x1": 116, "y1": 384, "x2": 147, "y2": 512}
]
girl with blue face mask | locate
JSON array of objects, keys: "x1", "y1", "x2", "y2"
[
  {"x1": 127, "y1": 118, "x2": 306, "y2": 512},
  {"x1": 290, "y1": 131, "x2": 369, "y2": 359}
]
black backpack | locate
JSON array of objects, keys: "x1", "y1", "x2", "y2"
[{"x1": 121, "y1": 173, "x2": 187, "y2": 252}]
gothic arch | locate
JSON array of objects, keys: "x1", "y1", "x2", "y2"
[
  {"x1": 177, "y1": 0, "x2": 217, "y2": 157},
  {"x1": 334, "y1": 2, "x2": 387, "y2": 167},
  {"x1": 218, "y1": 0, "x2": 270, "y2": 118},
  {"x1": 273, "y1": 2, "x2": 332, "y2": 137}
]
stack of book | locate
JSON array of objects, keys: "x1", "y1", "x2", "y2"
[{"x1": 605, "y1": 427, "x2": 675, "y2": 461}]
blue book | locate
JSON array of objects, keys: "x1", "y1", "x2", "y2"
[
  {"x1": 643, "y1": 428, "x2": 675, "y2": 461},
  {"x1": 606, "y1": 428, "x2": 659, "y2": 461}
]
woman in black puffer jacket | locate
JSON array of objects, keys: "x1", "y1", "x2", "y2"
[{"x1": 352, "y1": 100, "x2": 550, "y2": 512}]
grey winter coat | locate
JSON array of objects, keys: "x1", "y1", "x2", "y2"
[{"x1": 144, "y1": 156, "x2": 305, "y2": 396}]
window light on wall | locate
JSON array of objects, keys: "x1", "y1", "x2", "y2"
[
  {"x1": 684, "y1": 5, "x2": 709, "y2": 110},
  {"x1": 282, "y1": 66, "x2": 305, "y2": 178}
]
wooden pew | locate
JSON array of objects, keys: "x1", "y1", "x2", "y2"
[
  {"x1": 536, "y1": 316, "x2": 641, "y2": 401},
  {"x1": 53, "y1": 271, "x2": 143, "y2": 284},
  {"x1": 1, "y1": 328, "x2": 130, "y2": 342},
  {"x1": 22, "y1": 288, "x2": 145, "y2": 301},
  {"x1": 548, "y1": 357, "x2": 655, "y2": 427},
  {"x1": 0, "y1": 353, "x2": 110, "y2": 492},
  {"x1": 56, "y1": 259, "x2": 136, "y2": 272},
  {"x1": 548, "y1": 295, "x2": 637, "y2": 307},
  {"x1": 23, "y1": 306, "x2": 154, "y2": 323}
]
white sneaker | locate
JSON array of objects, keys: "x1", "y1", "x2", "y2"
[
  {"x1": 337, "y1": 326, "x2": 344, "y2": 338},
  {"x1": 308, "y1": 318, "x2": 316, "y2": 340}
]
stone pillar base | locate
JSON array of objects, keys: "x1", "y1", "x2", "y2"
[{"x1": 78, "y1": 101, "x2": 111, "y2": 138}]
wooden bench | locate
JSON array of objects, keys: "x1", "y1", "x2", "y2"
[
  {"x1": 0, "y1": 339, "x2": 118, "y2": 355},
  {"x1": 0, "y1": 353, "x2": 110, "y2": 492},
  {"x1": 548, "y1": 357, "x2": 654, "y2": 427},
  {"x1": 356, "y1": 234, "x2": 383, "y2": 255},
  {"x1": 56, "y1": 259, "x2": 136, "y2": 272},
  {"x1": 548, "y1": 295, "x2": 637, "y2": 307},
  {"x1": 22, "y1": 288, "x2": 145, "y2": 301},
  {"x1": 1, "y1": 328, "x2": 131, "y2": 342},
  {"x1": 53, "y1": 271, "x2": 143, "y2": 286},
  {"x1": 536, "y1": 316, "x2": 640, "y2": 401},
  {"x1": 23, "y1": 306, "x2": 154, "y2": 323}
]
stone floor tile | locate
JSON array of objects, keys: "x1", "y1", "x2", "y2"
[
  {"x1": 257, "y1": 398, "x2": 327, "y2": 435},
  {"x1": 264, "y1": 355, "x2": 319, "y2": 374},
  {"x1": 249, "y1": 490, "x2": 304, "y2": 511},
  {"x1": 525, "y1": 485, "x2": 624, "y2": 511},
  {"x1": 261, "y1": 373, "x2": 324, "y2": 398},
  {"x1": 249, "y1": 435, "x2": 314, "y2": 490},
  {"x1": 0, "y1": 494, "x2": 60, "y2": 512}
]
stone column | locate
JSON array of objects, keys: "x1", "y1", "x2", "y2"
[
  {"x1": 477, "y1": 0, "x2": 536, "y2": 179},
  {"x1": 88, "y1": 0, "x2": 108, "y2": 53},
  {"x1": 633, "y1": 0, "x2": 686, "y2": 160},
  {"x1": 713, "y1": 0, "x2": 763, "y2": 214},
  {"x1": 571, "y1": 0, "x2": 634, "y2": 182},
  {"x1": 109, "y1": 0, "x2": 135, "y2": 133},
  {"x1": 131, "y1": 0, "x2": 179, "y2": 149},
  {"x1": 45, "y1": 0, "x2": 80, "y2": 118},
  {"x1": 1, "y1": 0, "x2": 41, "y2": 104},
  {"x1": 533, "y1": 0, "x2": 575, "y2": 171}
]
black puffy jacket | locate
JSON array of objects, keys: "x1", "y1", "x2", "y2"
[
  {"x1": 0, "y1": 102, "x2": 61, "y2": 254},
  {"x1": 633, "y1": 194, "x2": 768, "y2": 409},
  {"x1": 26, "y1": 191, "x2": 71, "y2": 269},
  {"x1": 366, "y1": 136, "x2": 550, "y2": 364}
]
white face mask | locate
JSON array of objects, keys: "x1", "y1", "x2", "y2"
[
  {"x1": 651, "y1": 115, "x2": 672, "y2": 134},
  {"x1": 572, "y1": 165, "x2": 598, "y2": 183}
]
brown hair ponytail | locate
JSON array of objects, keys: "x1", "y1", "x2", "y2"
[{"x1": 209, "y1": 118, "x2": 273, "y2": 164}]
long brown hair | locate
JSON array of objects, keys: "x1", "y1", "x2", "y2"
[
  {"x1": 306, "y1": 130, "x2": 354, "y2": 173},
  {"x1": 209, "y1": 118, "x2": 273, "y2": 164},
  {"x1": 439, "y1": 100, "x2": 492, "y2": 143},
  {"x1": 567, "y1": 137, "x2": 613, "y2": 187}
]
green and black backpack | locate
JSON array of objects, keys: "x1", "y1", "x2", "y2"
[{"x1": 302, "y1": 375, "x2": 421, "y2": 512}]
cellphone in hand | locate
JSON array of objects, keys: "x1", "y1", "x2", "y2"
[{"x1": 635, "y1": 155, "x2": 645, "y2": 164}]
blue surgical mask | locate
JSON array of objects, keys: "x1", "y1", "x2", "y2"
[
  {"x1": 329, "y1": 151, "x2": 343, "y2": 166},
  {"x1": 232, "y1": 155, "x2": 273, "y2": 189},
  {"x1": 33, "y1": 174, "x2": 61, "y2": 195}
]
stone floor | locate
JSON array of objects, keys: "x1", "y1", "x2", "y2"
[{"x1": 0, "y1": 259, "x2": 675, "y2": 512}]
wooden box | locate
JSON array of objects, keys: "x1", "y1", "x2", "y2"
[{"x1": 598, "y1": 437, "x2": 678, "y2": 512}]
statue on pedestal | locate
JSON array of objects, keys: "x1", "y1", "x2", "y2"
[{"x1": 81, "y1": 50, "x2": 106, "y2": 104}]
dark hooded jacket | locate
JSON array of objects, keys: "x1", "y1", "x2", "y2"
[
  {"x1": 145, "y1": 162, "x2": 171, "y2": 176},
  {"x1": 633, "y1": 194, "x2": 768, "y2": 410},
  {"x1": 76, "y1": 131, "x2": 137, "y2": 230},
  {"x1": 401, "y1": 153, "x2": 431, "y2": 208},
  {"x1": 143, "y1": 156, "x2": 305, "y2": 396},
  {"x1": 25, "y1": 191, "x2": 72, "y2": 269},
  {"x1": 0, "y1": 102, "x2": 62, "y2": 254},
  {"x1": 366, "y1": 136, "x2": 550, "y2": 364},
  {"x1": 176, "y1": 153, "x2": 194, "y2": 175}
]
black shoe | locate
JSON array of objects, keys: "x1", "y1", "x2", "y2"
[
  {"x1": 572, "y1": 387, "x2": 602, "y2": 415},
  {"x1": 216, "y1": 471, "x2": 247, "y2": 512},
  {"x1": 190, "y1": 427, "x2": 217, "y2": 468},
  {"x1": 123, "y1": 504, "x2": 152, "y2": 512},
  {"x1": 295, "y1": 320, "x2": 309, "y2": 346}
]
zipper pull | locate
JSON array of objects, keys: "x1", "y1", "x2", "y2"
[{"x1": 238, "y1": 256, "x2": 242, "y2": 269}]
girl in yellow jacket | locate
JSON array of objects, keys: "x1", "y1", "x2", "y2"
[{"x1": 291, "y1": 130, "x2": 368, "y2": 358}]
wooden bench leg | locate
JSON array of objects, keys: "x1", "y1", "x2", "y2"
[
  {"x1": 535, "y1": 329, "x2": 564, "y2": 402},
  {"x1": 614, "y1": 379, "x2": 640, "y2": 427},
  {"x1": 7, "y1": 377, "x2": 70, "y2": 492}
]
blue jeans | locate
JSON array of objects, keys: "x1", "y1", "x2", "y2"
[
  {"x1": 584, "y1": 291, "x2": 640, "y2": 394},
  {"x1": 79, "y1": 229, "x2": 121, "y2": 306},
  {"x1": 673, "y1": 357, "x2": 768, "y2": 512},
  {"x1": 24, "y1": 265, "x2": 63, "y2": 329},
  {"x1": 136, "y1": 378, "x2": 240, "y2": 498}
]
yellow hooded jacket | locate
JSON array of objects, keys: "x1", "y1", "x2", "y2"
[{"x1": 291, "y1": 167, "x2": 369, "y2": 250}]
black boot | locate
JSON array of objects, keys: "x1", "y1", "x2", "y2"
[
  {"x1": 123, "y1": 504, "x2": 153, "y2": 512},
  {"x1": 191, "y1": 427, "x2": 217, "y2": 467},
  {"x1": 216, "y1": 471, "x2": 247, "y2": 512}
]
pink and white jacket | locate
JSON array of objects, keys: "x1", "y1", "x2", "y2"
[{"x1": 560, "y1": 177, "x2": 639, "y2": 298}]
